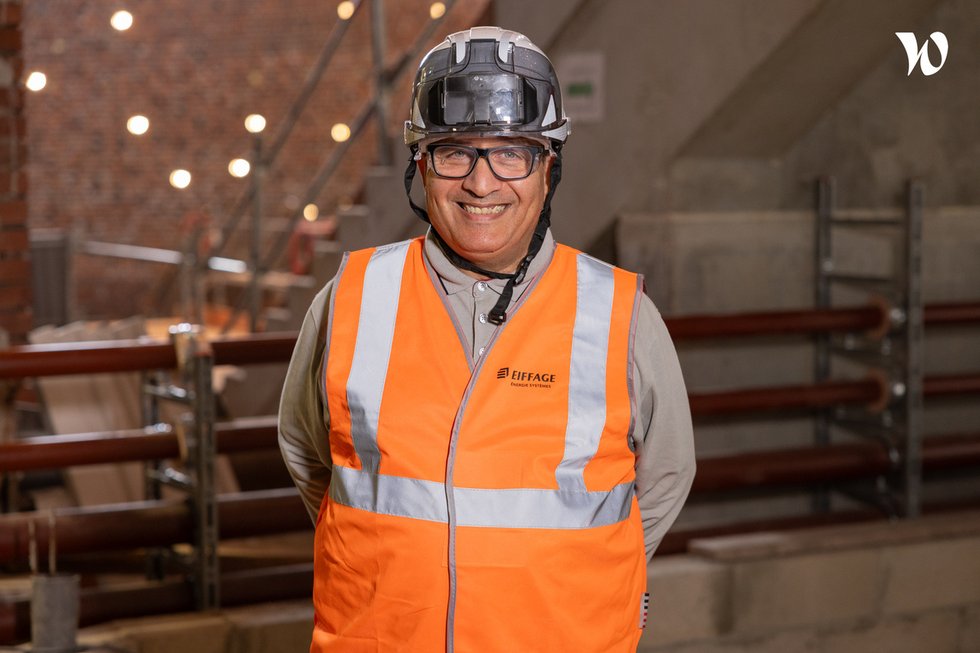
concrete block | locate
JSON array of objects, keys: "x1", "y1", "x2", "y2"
[
  {"x1": 818, "y1": 610, "x2": 960, "y2": 653},
  {"x1": 638, "y1": 555, "x2": 731, "y2": 649},
  {"x1": 225, "y1": 600, "x2": 313, "y2": 653},
  {"x1": 881, "y1": 536, "x2": 980, "y2": 615},
  {"x1": 641, "y1": 629, "x2": 821, "y2": 653},
  {"x1": 110, "y1": 613, "x2": 231, "y2": 653},
  {"x1": 958, "y1": 603, "x2": 980, "y2": 653},
  {"x1": 729, "y1": 549, "x2": 882, "y2": 633}
]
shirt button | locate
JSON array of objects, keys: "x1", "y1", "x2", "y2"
[
  {"x1": 478, "y1": 347, "x2": 486, "y2": 356},
  {"x1": 478, "y1": 313, "x2": 488, "y2": 324},
  {"x1": 476, "y1": 281, "x2": 487, "y2": 292}
]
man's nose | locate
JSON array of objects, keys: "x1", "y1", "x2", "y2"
[{"x1": 461, "y1": 155, "x2": 500, "y2": 196}]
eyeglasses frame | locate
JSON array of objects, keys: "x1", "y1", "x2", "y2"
[{"x1": 424, "y1": 143, "x2": 549, "y2": 181}]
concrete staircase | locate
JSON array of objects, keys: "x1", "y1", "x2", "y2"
[{"x1": 265, "y1": 164, "x2": 425, "y2": 331}]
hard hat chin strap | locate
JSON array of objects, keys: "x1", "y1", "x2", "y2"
[{"x1": 403, "y1": 144, "x2": 563, "y2": 325}]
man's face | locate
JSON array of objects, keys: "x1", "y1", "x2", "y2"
[{"x1": 420, "y1": 136, "x2": 552, "y2": 276}]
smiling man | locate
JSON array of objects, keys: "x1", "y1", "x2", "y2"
[{"x1": 279, "y1": 27, "x2": 695, "y2": 653}]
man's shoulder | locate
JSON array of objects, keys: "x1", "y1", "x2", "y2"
[
  {"x1": 551, "y1": 241, "x2": 641, "y2": 278},
  {"x1": 346, "y1": 236, "x2": 423, "y2": 258}
]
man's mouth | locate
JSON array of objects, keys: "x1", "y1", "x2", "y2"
[{"x1": 459, "y1": 203, "x2": 507, "y2": 215}]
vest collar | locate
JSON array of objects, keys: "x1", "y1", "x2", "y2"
[{"x1": 423, "y1": 227, "x2": 557, "y2": 296}]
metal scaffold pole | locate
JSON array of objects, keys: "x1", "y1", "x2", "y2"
[
  {"x1": 812, "y1": 176, "x2": 925, "y2": 519},
  {"x1": 167, "y1": 324, "x2": 220, "y2": 610},
  {"x1": 900, "y1": 181, "x2": 924, "y2": 518}
]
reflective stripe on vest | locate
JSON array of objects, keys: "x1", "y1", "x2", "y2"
[
  {"x1": 336, "y1": 242, "x2": 630, "y2": 530},
  {"x1": 345, "y1": 241, "x2": 411, "y2": 474},
  {"x1": 557, "y1": 255, "x2": 615, "y2": 492}
]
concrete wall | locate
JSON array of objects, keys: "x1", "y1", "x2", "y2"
[
  {"x1": 495, "y1": 0, "x2": 978, "y2": 252},
  {"x1": 640, "y1": 511, "x2": 980, "y2": 652}
]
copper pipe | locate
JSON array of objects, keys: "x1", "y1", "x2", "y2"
[
  {"x1": 920, "y1": 433, "x2": 980, "y2": 470},
  {"x1": 2, "y1": 435, "x2": 978, "y2": 566},
  {"x1": 693, "y1": 433, "x2": 980, "y2": 493},
  {"x1": 0, "y1": 564, "x2": 313, "y2": 645},
  {"x1": 689, "y1": 378, "x2": 884, "y2": 416},
  {"x1": 693, "y1": 443, "x2": 890, "y2": 493},
  {"x1": 0, "y1": 332, "x2": 297, "y2": 379},
  {"x1": 0, "y1": 416, "x2": 278, "y2": 473},
  {"x1": 924, "y1": 302, "x2": 980, "y2": 325},
  {"x1": 924, "y1": 373, "x2": 980, "y2": 397},
  {"x1": 0, "y1": 488, "x2": 309, "y2": 566},
  {"x1": 3, "y1": 302, "x2": 979, "y2": 379},
  {"x1": 665, "y1": 306, "x2": 885, "y2": 340}
]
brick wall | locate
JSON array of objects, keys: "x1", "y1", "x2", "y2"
[
  {"x1": 22, "y1": 0, "x2": 490, "y2": 320},
  {"x1": 0, "y1": 0, "x2": 28, "y2": 343}
]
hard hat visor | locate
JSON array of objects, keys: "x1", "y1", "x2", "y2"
[{"x1": 425, "y1": 73, "x2": 533, "y2": 127}]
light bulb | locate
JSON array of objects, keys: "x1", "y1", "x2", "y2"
[
  {"x1": 110, "y1": 10, "x2": 134, "y2": 31},
  {"x1": 244, "y1": 113, "x2": 266, "y2": 134},
  {"x1": 331, "y1": 123, "x2": 351, "y2": 142},
  {"x1": 126, "y1": 115, "x2": 149, "y2": 135},
  {"x1": 337, "y1": 1, "x2": 355, "y2": 20},
  {"x1": 25, "y1": 72, "x2": 47, "y2": 92},
  {"x1": 169, "y1": 169, "x2": 192, "y2": 189},
  {"x1": 228, "y1": 159, "x2": 251, "y2": 178}
]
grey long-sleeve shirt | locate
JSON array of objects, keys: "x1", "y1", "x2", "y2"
[{"x1": 278, "y1": 229, "x2": 695, "y2": 560}]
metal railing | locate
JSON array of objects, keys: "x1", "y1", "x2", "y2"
[{"x1": 1, "y1": 296, "x2": 979, "y2": 640}]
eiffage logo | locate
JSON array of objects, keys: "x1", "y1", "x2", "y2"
[
  {"x1": 895, "y1": 32, "x2": 948, "y2": 76},
  {"x1": 496, "y1": 367, "x2": 556, "y2": 389}
]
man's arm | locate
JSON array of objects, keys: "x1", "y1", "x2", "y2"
[
  {"x1": 631, "y1": 295, "x2": 696, "y2": 561},
  {"x1": 278, "y1": 282, "x2": 335, "y2": 522}
]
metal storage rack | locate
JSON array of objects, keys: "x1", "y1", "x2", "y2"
[{"x1": 814, "y1": 176, "x2": 924, "y2": 518}]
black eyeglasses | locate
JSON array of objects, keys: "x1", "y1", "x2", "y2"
[{"x1": 427, "y1": 144, "x2": 546, "y2": 180}]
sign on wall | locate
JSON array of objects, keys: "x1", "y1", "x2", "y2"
[{"x1": 557, "y1": 52, "x2": 605, "y2": 123}]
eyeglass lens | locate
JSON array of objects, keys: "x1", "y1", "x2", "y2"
[{"x1": 431, "y1": 145, "x2": 537, "y2": 179}]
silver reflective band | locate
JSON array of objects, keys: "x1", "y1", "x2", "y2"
[
  {"x1": 346, "y1": 241, "x2": 411, "y2": 474},
  {"x1": 556, "y1": 255, "x2": 615, "y2": 493},
  {"x1": 330, "y1": 465, "x2": 633, "y2": 530},
  {"x1": 331, "y1": 464, "x2": 449, "y2": 523}
]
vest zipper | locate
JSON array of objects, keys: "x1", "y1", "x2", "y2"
[{"x1": 441, "y1": 267, "x2": 549, "y2": 653}]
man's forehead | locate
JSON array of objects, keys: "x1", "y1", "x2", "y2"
[{"x1": 428, "y1": 135, "x2": 549, "y2": 149}]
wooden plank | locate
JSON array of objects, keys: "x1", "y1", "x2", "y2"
[{"x1": 30, "y1": 323, "x2": 133, "y2": 506}]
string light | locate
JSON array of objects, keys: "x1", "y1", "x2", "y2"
[
  {"x1": 169, "y1": 169, "x2": 191, "y2": 189},
  {"x1": 244, "y1": 113, "x2": 266, "y2": 134},
  {"x1": 303, "y1": 204, "x2": 320, "y2": 222},
  {"x1": 429, "y1": 2, "x2": 446, "y2": 19},
  {"x1": 337, "y1": 1, "x2": 355, "y2": 20},
  {"x1": 228, "y1": 158, "x2": 251, "y2": 178},
  {"x1": 110, "y1": 10, "x2": 134, "y2": 31},
  {"x1": 25, "y1": 72, "x2": 47, "y2": 92},
  {"x1": 126, "y1": 115, "x2": 149, "y2": 135},
  {"x1": 331, "y1": 123, "x2": 351, "y2": 142}
]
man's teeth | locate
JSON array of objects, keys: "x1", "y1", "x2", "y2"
[{"x1": 462, "y1": 204, "x2": 506, "y2": 215}]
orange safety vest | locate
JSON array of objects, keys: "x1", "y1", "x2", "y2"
[{"x1": 313, "y1": 237, "x2": 647, "y2": 653}]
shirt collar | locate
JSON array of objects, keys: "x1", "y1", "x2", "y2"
[{"x1": 423, "y1": 227, "x2": 556, "y2": 296}]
